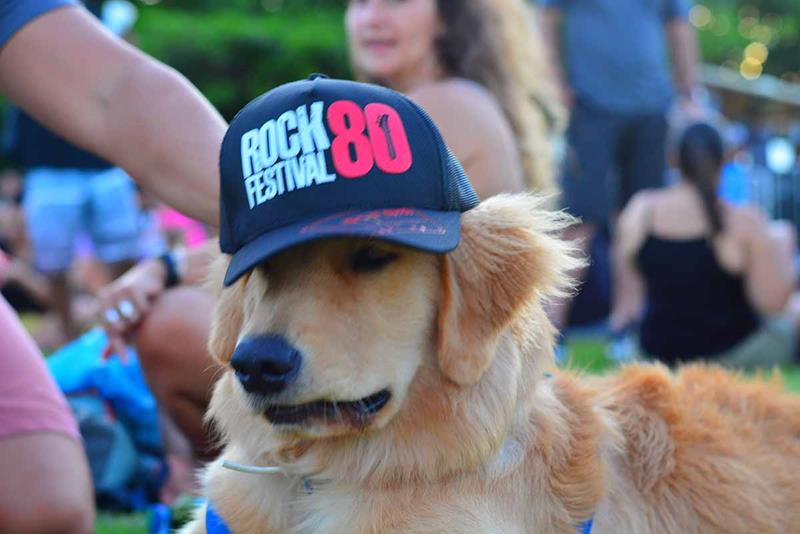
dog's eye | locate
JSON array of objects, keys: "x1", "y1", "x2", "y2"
[{"x1": 350, "y1": 245, "x2": 398, "y2": 273}]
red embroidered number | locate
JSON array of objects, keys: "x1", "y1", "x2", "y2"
[
  {"x1": 365, "y1": 103, "x2": 412, "y2": 174},
  {"x1": 328, "y1": 100, "x2": 374, "y2": 178},
  {"x1": 328, "y1": 101, "x2": 413, "y2": 179}
]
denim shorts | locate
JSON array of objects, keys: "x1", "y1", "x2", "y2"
[{"x1": 23, "y1": 167, "x2": 141, "y2": 272}]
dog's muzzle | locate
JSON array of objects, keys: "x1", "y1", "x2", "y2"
[{"x1": 231, "y1": 335, "x2": 302, "y2": 396}]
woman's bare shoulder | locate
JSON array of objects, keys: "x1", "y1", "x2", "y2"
[
  {"x1": 620, "y1": 189, "x2": 659, "y2": 225},
  {"x1": 407, "y1": 78, "x2": 506, "y2": 129},
  {"x1": 616, "y1": 189, "x2": 659, "y2": 253},
  {"x1": 408, "y1": 78, "x2": 522, "y2": 196}
]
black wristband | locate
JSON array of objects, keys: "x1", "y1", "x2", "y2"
[{"x1": 158, "y1": 252, "x2": 180, "y2": 288}]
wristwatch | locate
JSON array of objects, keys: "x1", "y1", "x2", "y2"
[{"x1": 158, "y1": 248, "x2": 186, "y2": 288}]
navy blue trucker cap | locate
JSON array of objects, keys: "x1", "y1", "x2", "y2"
[{"x1": 219, "y1": 75, "x2": 479, "y2": 286}]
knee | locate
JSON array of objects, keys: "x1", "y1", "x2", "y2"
[
  {"x1": 136, "y1": 287, "x2": 211, "y2": 365},
  {"x1": 135, "y1": 286, "x2": 214, "y2": 389},
  {"x1": 0, "y1": 493, "x2": 95, "y2": 534}
]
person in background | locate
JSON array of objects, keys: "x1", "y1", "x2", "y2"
[
  {"x1": 610, "y1": 121, "x2": 799, "y2": 368},
  {"x1": 96, "y1": 0, "x2": 565, "y2": 478},
  {"x1": 7, "y1": 105, "x2": 143, "y2": 341},
  {"x1": 0, "y1": 1, "x2": 226, "y2": 531},
  {"x1": 3, "y1": 0, "x2": 146, "y2": 342},
  {"x1": 541, "y1": 0, "x2": 701, "y2": 329}
]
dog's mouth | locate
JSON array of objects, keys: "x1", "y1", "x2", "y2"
[{"x1": 264, "y1": 389, "x2": 392, "y2": 427}]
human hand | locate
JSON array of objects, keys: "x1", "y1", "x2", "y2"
[{"x1": 97, "y1": 257, "x2": 167, "y2": 360}]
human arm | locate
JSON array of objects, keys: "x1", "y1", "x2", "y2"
[
  {"x1": 98, "y1": 242, "x2": 216, "y2": 357},
  {"x1": 664, "y1": 3, "x2": 700, "y2": 104},
  {"x1": 731, "y1": 207, "x2": 797, "y2": 314},
  {"x1": 539, "y1": 4, "x2": 573, "y2": 108},
  {"x1": 409, "y1": 80, "x2": 525, "y2": 198},
  {"x1": 0, "y1": 256, "x2": 54, "y2": 308},
  {"x1": 0, "y1": 6, "x2": 225, "y2": 226},
  {"x1": 609, "y1": 193, "x2": 651, "y2": 332}
]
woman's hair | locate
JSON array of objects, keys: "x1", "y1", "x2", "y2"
[
  {"x1": 350, "y1": 0, "x2": 564, "y2": 194},
  {"x1": 678, "y1": 122, "x2": 725, "y2": 235},
  {"x1": 434, "y1": 0, "x2": 564, "y2": 194}
]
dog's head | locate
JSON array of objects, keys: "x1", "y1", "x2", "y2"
[{"x1": 207, "y1": 194, "x2": 578, "y2": 474}]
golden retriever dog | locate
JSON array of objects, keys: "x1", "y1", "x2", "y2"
[{"x1": 183, "y1": 194, "x2": 800, "y2": 533}]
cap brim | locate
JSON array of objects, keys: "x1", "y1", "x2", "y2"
[{"x1": 223, "y1": 208, "x2": 462, "y2": 286}]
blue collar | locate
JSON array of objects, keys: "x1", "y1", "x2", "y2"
[
  {"x1": 206, "y1": 502, "x2": 232, "y2": 534},
  {"x1": 207, "y1": 500, "x2": 591, "y2": 533}
]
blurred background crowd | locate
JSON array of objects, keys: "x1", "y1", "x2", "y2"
[
  {"x1": 0, "y1": 0, "x2": 798, "y2": 531},
  {"x1": 1, "y1": 0, "x2": 797, "y2": 352}
]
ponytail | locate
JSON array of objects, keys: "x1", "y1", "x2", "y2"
[{"x1": 678, "y1": 123, "x2": 724, "y2": 236}]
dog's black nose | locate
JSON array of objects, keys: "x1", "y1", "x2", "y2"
[{"x1": 230, "y1": 335, "x2": 302, "y2": 395}]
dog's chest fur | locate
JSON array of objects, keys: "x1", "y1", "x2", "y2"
[{"x1": 208, "y1": 470, "x2": 573, "y2": 534}]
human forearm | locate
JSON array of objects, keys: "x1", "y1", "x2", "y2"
[
  {"x1": 176, "y1": 240, "x2": 217, "y2": 287},
  {"x1": 667, "y1": 20, "x2": 699, "y2": 98},
  {"x1": 5, "y1": 260, "x2": 53, "y2": 308},
  {"x1": 609, "y1": 256, "x2": 645, "y2": 332},
  {"x1": 0, "y1": 6, "x2": 225, "y2": 226},
  {"x1": 746, "y1": 230, "x2": 795, "y2": 313}
]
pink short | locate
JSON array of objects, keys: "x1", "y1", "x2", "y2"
[{"x1": 0, "y1": 297, "x2": 79, "y2": 440}]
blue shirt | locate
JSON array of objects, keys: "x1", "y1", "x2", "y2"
[
  {"x1": 0, "y1": 0, "x2": 75, "y2": 51},
  {"x1": 540, "y1": 0, "x2": 689, "y2": 114}
]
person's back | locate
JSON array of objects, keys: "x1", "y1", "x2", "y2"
[
  {"x1": 611, "y1": 121, "x2": 799, "y2": 368},
  {"x1": 635, "y1": 188, "x2": 759, "y2": 364}
]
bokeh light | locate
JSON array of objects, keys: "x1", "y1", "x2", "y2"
[
  {"x1": 744, "y1": 42, "x2": 769, "y2": 64},
  {"x1": 689, "y1": 5, "x2": 712, "y2": 29},
  {"x1": 739, "y1": 57, "x2": 763, "y2": 80}
]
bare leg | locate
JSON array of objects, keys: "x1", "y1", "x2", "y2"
[
  {"x1": 50, "y1": 271, "x2": 76, "y2": 340},
  {"x1": 135, "y1": 286, "x2": 221, "y2": 460},
  {"x1": 0, "y1": 432, "x2": 94, "y2": 534}
]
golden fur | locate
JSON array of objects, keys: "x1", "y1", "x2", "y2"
[{"x1": 184, "y1": 194, "x2": 800, "y2": 533}]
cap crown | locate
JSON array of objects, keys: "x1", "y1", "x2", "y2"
[{"x1": 219, "y1": 77, "x2": 477, "y2": 255}]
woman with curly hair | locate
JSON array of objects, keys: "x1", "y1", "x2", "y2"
[
  {"x1": 97, "y1": 0, "x2": 564, "y2": 477},
  {"x1": 346, "y1": 0, "x2": 563, "y2": 196}
]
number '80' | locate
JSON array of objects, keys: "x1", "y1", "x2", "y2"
[{"x1": 327, "y1": 101, "x2": 413, "y2": 179}]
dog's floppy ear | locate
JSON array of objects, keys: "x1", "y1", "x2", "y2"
[
  {"x1": 205, "y1": 253, "x2": 246, "y2": 363},
  {"x1": 437, "y1": 194, "x2": 580, "y2": 385}
]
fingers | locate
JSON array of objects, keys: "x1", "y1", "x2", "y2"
[
  {"x1": 104, "y1": 334, "x2": 129, "y2": 362},
  {"x1": 97, "y1": 257, "x2": 169, "y2": 359},
  {"x1": 98, "y1": 294, "x2": 145, "y2": 361},
  {"x1": 117, "y1": 299, "x2": 139, "y2": 324}
]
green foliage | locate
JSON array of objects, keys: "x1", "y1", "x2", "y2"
[
  {"x1": 131, "y1": 0, "x2": 799, "y2": 121},
  {"x1": 135, "y1": 5, "x2": 350, "y2": 120},
  {"x1": 696, "y1": 1, "x2": 799, "y2": 80}
]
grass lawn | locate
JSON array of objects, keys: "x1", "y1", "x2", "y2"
[
  {"x1": 96, "y1": 513, "x2": 149, "y2": 534},
  {"x1": 95, "y1": 336, "x2": 800, "y2": 533},
  {"x1": 566, "y1": 336, "x2": 800, "y2": 391}
]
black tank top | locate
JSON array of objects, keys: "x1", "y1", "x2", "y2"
[{"x1": 636, "y1": 210, "x2": 758, "y2": 365}]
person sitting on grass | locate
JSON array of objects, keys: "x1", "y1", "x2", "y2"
[{"x1": 610, "y1": 120, "x2": 799, "y2": 368}]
